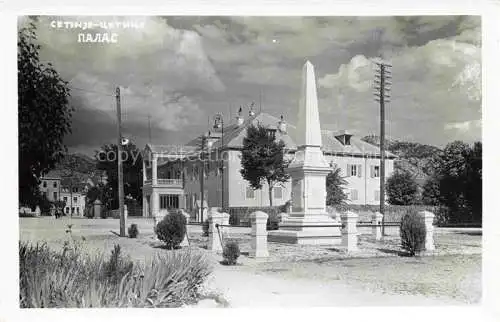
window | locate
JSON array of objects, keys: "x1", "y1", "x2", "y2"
[
  {"x1": 73, "y1": 197, "x2": 78, "y2": 203},
  {"x1": 266, "y1": 128, "x2": 276, "y2": 139},
  {"x1": 160, "y1": 194, "x2": 180, "y2": 209},
  {"x1": 71, "y1": 207, "x2": 75, "y2": 214},
  {"x1": 274, "y1": 186, "x2": 283, "y2": 199},
  {"x1": 73, "y1": 187, "x2": 78, "y2": 193},
  {"x1": 350, "y1": 189, "x2": 358, "y2": 201},
  {"x1": 63, "y1": 197, "x2": 68, "y2": 203},
  {"x1": 65, "y1": 207, "x2": 69, "y2": 213},
  {"x1": 53, "y1": 192, "x2": 57, "y2": 200},
  {"x1": 53, "y1": 182, "x2": 57, "y2": 188},
  {"x1": 76, "y1": 208, "x2": 80, "y2": 214},
  {"x1": 347, "y1": 164, "x2": 362, "y2": 177},
  {"x1": 374, "y1": 190, "x2": 380, "y2": 201},
  {"x1": 371, "y1": 165, "x2": 380, "y2": 178},
  {"x1": 245, "y1": 186, "x2": 255, "y2": 199},
  {"x1": 43, "y1": 181, "x2": 47, "y2": 188}
]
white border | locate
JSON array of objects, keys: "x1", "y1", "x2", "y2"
[{"x1": 1, "y1": 1, "x2": 499, "y2": 322}]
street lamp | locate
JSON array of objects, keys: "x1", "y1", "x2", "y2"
[{"x1": 213, "y1": 113, "x2": 224, "y2": 211}]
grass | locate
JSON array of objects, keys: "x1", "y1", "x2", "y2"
[
  {"x1": 20, "y1": 241, "x2": 212, "y2": 308},
  {"x1": 19, "y1": 239, "x2": 212, "y2": 308}
]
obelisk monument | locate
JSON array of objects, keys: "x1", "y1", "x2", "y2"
[{"x1": 268, "y1": 61, "x2": 341, "y2": 245}]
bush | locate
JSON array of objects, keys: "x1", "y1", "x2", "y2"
[
  {"x1": 266, "y1": 209, "x2": 280, "y2": 231},
  {"x1": 386, "y1": 170, "x2": 419, "y2": 205},
  {"x1": 400, "y1": 210, "x2": 427, "y2": 256},
  {"x1": 222, "y1": 241, "x2": 240, "y2": 265},
  {"x1": 128, "y1": 224, "x2": 139, "y2": 238},
  {"x1": 19, "y1": 242, "x2": 212, "y2": 308},
  {"x1": 202, "y1": 219, "x2": 209, "y2": 237},
  {"x1": 155, "y1": 211, "x2": 187, "y2": 249}
]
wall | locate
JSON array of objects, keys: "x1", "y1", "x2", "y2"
[
  {"x1": 60, "y1": 192, "x2": 86, "y2": 216},
  {"x1": 39, "y1": 178, "x2": 61, "y2": 202},
  {"x1": 324, "y1": 154, "x2": 394, "y2": 205},
  {"x1": 226, "y1": 150, "x2": 291, "y2": 208}
]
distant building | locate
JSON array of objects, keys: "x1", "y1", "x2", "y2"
[
  {"x1": 142, "y1": 111, "x2": 396, "y2": 218},
  {"x1": 39, "y1": 169, "x2": 88, "y2": 216},
  {"x1": 39, "y1": 170, "x2": 63, "y2": 202}
]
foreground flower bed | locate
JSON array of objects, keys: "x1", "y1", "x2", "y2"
[{"x1": 19, "y1": 242, "x2": 212, "y2": 308}]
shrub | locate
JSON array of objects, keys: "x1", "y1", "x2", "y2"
[
  {"x1": 266, "y1": 209, "x2": 280, "y2": 231},
  {"x1": 222, "y1": 241, "x2": 240, "y2": 265},
  {"x1": 400, "y1": 210, "x2": 427, "y2": 256},
  {"x1": 386, "y1": 170, "x2": 419, "y2": 205},
  {"x1": 19, "y1": 241, "x2": 212, "y2": 308},
  {"x1": 128, "y1": 224, "x2": 139, "y2": 238},
  {"x1": 155, "y1": 211, "x2": 187, "y2": 249},
  {"x1": 202, "y1": 219, "x2": 209, "y2": 237}
]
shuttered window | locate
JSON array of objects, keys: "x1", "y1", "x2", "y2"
[
  {"x1": 351, "y1": 189, "x2": 359, "y2": 201},
  {"x1": 274, "y1": 186, "x2": 283, "y2": 199},
  {"x1": 347, "y1": 164, "x2": 362, "y2": 177},
  {"x1": 371, "y1": 165, "x2": 380, "y2": 178},
  {"x1": 246, "y1": 186, "x2": 255, "y2": 199}
]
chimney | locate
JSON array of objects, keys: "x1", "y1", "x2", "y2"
[
  {"x1": 236, "y1": 106, "x2": 244, "y2": 126},
  {"x1": 278, "y1": 115, "x2": 287, "y2": 133}
]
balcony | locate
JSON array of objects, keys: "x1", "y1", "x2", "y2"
[{"x1": 144, "y1": 178, "x2": 183, "y2": 187}]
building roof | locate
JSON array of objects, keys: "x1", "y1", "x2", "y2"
[{"x1": 193, "y1": 112, "x2": 396, "y2": 158}]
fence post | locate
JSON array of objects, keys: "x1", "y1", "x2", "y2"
[
  {"x1": 341, "y1": 211, "x2": 358, "y2": 252},
  {"x1": 418, "y1": 211, "x2": 435, "y2": 251},
  {"x1": 372, "y1": 212, "x2": 383, "y2": 241},
  {"x1": 250, "y1": 211, "x2": 269, "y2": 258},
  {"x1": 221, "y1": 212, "x2": 230, "y2": 238},
  {"x1": 208, "y1": 210, "x2": 224, "y2": 252}
]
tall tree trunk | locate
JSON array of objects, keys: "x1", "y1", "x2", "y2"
[{"x1": 268, "y1": 180, "x2": 273, "y2": 207}]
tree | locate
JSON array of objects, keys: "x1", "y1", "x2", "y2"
[
  {"x1": 96, "y1": 142, "x2": 143, "y2": 209},
  {"x1": 421, "y1": 176, "x2": 440, "y2": 206},
  {"x1": 428, "y1": 141, "x2": 482, "y2": 223},
  {"x1": 326, "y1": 167, "x2": 348, "y2": 206},
  {"x1": 386, "y1": 170, "x2": 419, "y2": 205},
  {"x1": 240, "y1": 124, "x2": 290, "y2": 206},
  {"x1": 18, "y1": 18, "x2": 73, "y2": 207}
]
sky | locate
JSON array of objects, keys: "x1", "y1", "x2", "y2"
[{"x1": 21, "y1": 16, "x2": 481, "y2": 155}]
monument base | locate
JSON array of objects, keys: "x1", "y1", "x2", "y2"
[{"x1": 268, "y1": 214, "x2": 341, "y2": 245}]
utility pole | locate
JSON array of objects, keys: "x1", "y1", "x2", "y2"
[
  {"x1": 373, "y1": 59, "x2": 392, "y2": 237},
  {"x1": 147, "y1": 114, "x2": 152, "y2": 144},
  {"x1": 200, "y1": 134, "x2": 206, "y2": 223},
  {"x1": 116, "y1": 86, "x2": 126, "y2": 237}
]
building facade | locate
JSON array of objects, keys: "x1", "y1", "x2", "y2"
[
  {"x1": 39, "y1": 169, "x2": 88, "y2": 216},
  {"x1": 142, "y1": 111, "x2": 396, "y2": 218}
]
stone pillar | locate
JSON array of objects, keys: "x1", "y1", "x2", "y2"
[
  {"x1": 124, "y1": 204, "x2": 128, "y2": 219},
  {"x1": 93, "y1": 200, "x2": 102, "y2": 218},
  {"x1": 341, "y1": 211, "x2": 358, "y2": 252},
  {"x1": 221, "y1": 212, "x2": 230, "y2": 238},
  {"x1": 250, "y1": 211, "x2": 269, "y2": 258},
  {"x1": 208, "y1": 210, "x2": 224, "y2": 252},
  {"x1": 418, "y1": 211, "x2": 435, "y2": 251},
  {"x1": 372, "y1": 212, "x2": 383, "y2": 241},
  {"x1": 152, "y1": 155, "x2": 158, "y2": 185}
]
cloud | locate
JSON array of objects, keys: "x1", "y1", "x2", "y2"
[
  {"x1": 445, "y1": 119, "x2": 481, "y2": 132},
  {"x1": 20, "y1": 16, "x2": 482, "y2": 153}
]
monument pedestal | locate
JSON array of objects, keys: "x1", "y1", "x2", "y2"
[
  {"x1": 268, "y1": 214, "x2": 341, "y2": 245},
  {"x1": 268, "y1": 60, "x2": 340, "y2": 246}
]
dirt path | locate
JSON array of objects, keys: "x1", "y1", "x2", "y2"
[{"x1": 207, "y1": 265, "x2": 464, "y2": 307}]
